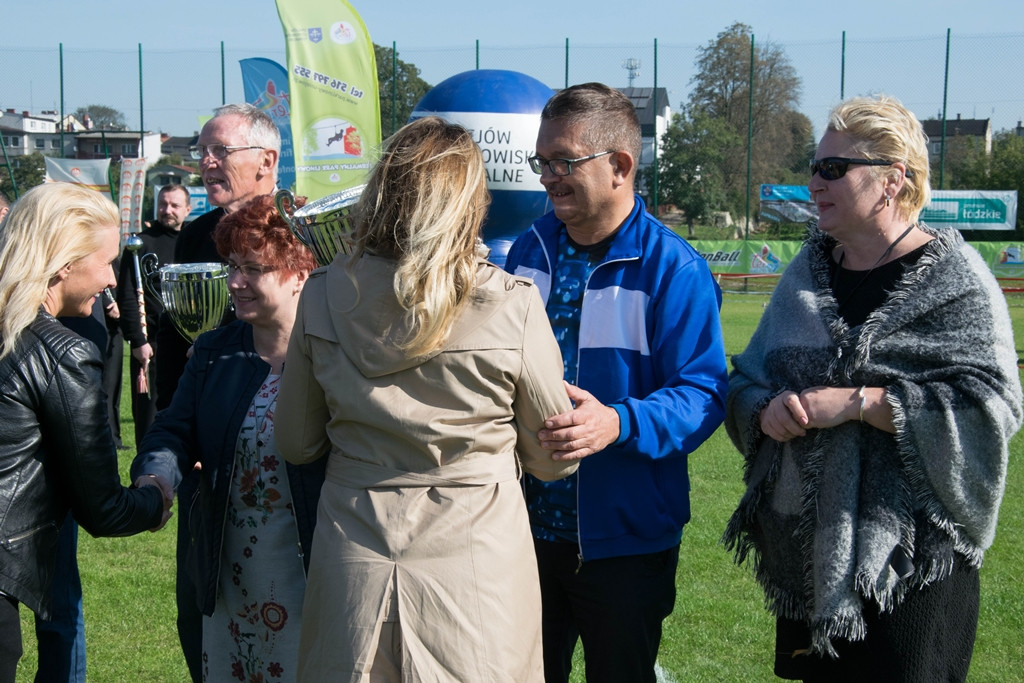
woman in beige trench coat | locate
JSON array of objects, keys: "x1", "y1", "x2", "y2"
[{"x1": 276, "y1": 116, "x2": 577, "y2": 682}]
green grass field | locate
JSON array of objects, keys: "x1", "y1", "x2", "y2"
[{"x1": 14, "y1": 292, "x2": 1024, "y2": 681}]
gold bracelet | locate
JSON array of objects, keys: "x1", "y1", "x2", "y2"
[{"x1": 858, "y1": 386, "x2": 866, "y2": 422}]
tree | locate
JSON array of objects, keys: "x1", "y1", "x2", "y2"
[
  {"x1": 643, "y1": 107, "x2": 737, "y2": 236},
  {"x1": 73, "y1": 104, "x2": 128, "y2": 130},
  {"x1": 686, "y1": 22, "x2": 813, "y2": 225},
  {"x1": 155, "y1": 153, "x2": 186, "y2": 167},
  {"x1": 374, "y1": 44, "x2": 432, "y2": 137},
  {"x1": 0, "y1": 151, "x2": 46, "y2": 203}
]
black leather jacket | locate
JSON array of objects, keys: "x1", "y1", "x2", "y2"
[
  {"x1": 0, "y1": 310, "x2": 164, "y2": 618},
  {"x1": 131, "y1": 320, "x2": 325, "y2": 616}
]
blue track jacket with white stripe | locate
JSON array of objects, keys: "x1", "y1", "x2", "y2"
[{"x1": 505, "y1": 195, "x2": 728, "y2": 561}]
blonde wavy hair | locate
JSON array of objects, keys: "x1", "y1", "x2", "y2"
[
  {"x1": 350, "y1": 116, "x2": 490, "y2": 357},
  {"x1": 827, "y1": 94, "x2": 931, "y2": 222},
  {"x1": 0, "y1": 183, "x2": 119, "y2": 359}
]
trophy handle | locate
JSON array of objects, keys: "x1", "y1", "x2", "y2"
[
  {"x1": 274, "y1": 189, "x2": 312, "y2": 250},
  {"x1": 139, "y1": 252, "x2": 161, "y2": 300}
]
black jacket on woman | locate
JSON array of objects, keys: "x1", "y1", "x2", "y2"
[
  {"x1": 131, "y1": 320, "x2": 325, "y2": 616},
  {"x1": 0, "y1": 310, "x2": 164, "y2": 618}
]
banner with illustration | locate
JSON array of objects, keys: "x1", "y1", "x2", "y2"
[
  {"x1": 759, "y1": 184, "x2": 816, "y2": 223},
  {"x1": 275, "y1": 0, "x2": 380, "y2": 200},
  {"x1": 240, "y1": 57, "x2": 296, "y2": 192},
  {"x1": 690, "y1": 239, "x2": 1024, "y2": 285},
  {"x1": 44, "y1": 157, "x2": 111, "y2": 198},
  {"x1": 758, "y1": 185, "x2": 1019, "y2": 232},
  {"x1": 690, "y1": 240, "x2": 803, "y2": 276},
  {"x1": 969, "y1": 242, "x2": 1024, "y2": 281}
]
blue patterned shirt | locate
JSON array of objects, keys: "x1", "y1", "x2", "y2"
[{"x1": 525, "y1": 226, "x2": 613, "y2": 544}]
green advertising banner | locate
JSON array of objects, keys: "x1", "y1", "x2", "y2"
[
  {"x1": 968, "y1": 242, "x2": 1024, "y2": 283},
  {"x1": 276, "y1": 0, "x2": 381, "y2": 200},
  {"x1": 920, "y1": 190, "x2": 1018, "y2": 231},
  {"x1": 690, "y1": 241, "x2": 804, "y2": 276},
  {"x1": 691, "y1": 239, "x2": 1024, "y2": 287}
]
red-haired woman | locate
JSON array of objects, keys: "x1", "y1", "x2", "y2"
[{"x1": 131, "y1": 195, "x2": 322, "y2": 683}]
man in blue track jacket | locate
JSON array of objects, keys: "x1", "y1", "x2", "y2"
[{"x1": 505, "y1": 82, "x2": 729, "y2": 683}]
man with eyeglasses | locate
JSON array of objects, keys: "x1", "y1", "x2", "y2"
[
  {"x1": 157, "y1": 104, "x2": 280, "y2": 407},
  {"x1": 155, "y1": 102, "x2": 279, "y2": 683},
  {"x1": 505, "y1": 83, "x2": 729, "y2": 683}
]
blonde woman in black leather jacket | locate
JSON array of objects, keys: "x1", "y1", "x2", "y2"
[{"x1": 0, "y1": 183, "x2": 172, "y2": 681}]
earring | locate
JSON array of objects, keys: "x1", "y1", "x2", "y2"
[{"x1": 884, "y1": 195, "x2": 891, "y2": 208}]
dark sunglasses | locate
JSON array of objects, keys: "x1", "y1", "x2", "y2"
[{"x1": 809, "y1": 157, "x2": 914, "y2": 181}]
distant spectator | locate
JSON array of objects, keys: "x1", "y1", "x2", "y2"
[{"x1": 117, "y1": 184, "x2": 189, "y2": 446}]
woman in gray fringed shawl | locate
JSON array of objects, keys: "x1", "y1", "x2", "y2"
[{"x1": 723, "y1": 94, "x2": 1023, "y2": 682}]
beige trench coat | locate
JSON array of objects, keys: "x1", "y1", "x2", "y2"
[{"x1": 276, "y1": 255, "x2": 575, "y2": 682}]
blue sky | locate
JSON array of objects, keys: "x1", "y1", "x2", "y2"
[{"x1": 3, "y1": 0, "x2": 1023, "y2": 137}]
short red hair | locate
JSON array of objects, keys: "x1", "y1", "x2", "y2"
[{"x1": 214, "y1": 195, "x2": 316, "y2": 276}]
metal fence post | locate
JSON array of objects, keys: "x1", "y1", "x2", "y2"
[
  {"x1": 59, "y1": 43, "x2": 65, "y2": 159},
  {"x1": 840, "y1": 31, "x2": 846, "y2": 100},
  {"x1": 939, "y1": 28, "x2": 951, "y2": 190},
  {"x1": 138, "y1": 43, "x2": 145, "y2": 158},
  {"x1": 652, "y1": 37, "x2": 659, "y2": 217},
  {"x1": 392, "y1": 41, "x2": 398, "y2": 136},
  {"x1": 564, "y1": 38, "x2": 569, "y2": 89},
  {"x1": 745, "y1": 34, "x2": 754, "y2": 239}
]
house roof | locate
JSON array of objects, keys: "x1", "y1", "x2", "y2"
[
  {"x1": 76, "y1": 130, "x2": 154, "y2": 140},
  {"x1": 162, "y1": 135, "x2": 197, "y2": 147},
  {"x1": 617, "y1": 87, "x2": 670, "y2": 127},
  {"x1": 922, "y1": 116, "x2": 990, "y2": 139}
]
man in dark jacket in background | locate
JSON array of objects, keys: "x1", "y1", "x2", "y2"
[{"x1": 118, "y1": 183, "x2": 189, "y2": 447}]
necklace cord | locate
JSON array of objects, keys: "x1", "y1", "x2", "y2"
[{"x1": 833, "y1": 224, "x2": 916, "y2": 309}]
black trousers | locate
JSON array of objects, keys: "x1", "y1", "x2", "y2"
[
  {"x1": 128, "y1": 351, "x2": 159, "y2": 448},
  {"x1": 775, "y1": 553, "x2": 980, "y2": 683},
  {"x1": 175, "y1": 473, "x2": 202, "y2": 683},
  {"x1": 534, "y1": 539, "x2": 679, "y2": 683},
  {"x1": 0, "y1": 595, "x2": 22, "y2": 683}
]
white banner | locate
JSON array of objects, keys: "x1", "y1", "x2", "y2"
[{"x1": 44, "y1": 157, "x2": 111, "y2": 198}]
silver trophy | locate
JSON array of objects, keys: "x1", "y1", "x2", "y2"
[
  {"x1": 140, "y1": 258, "x2": 230, "y2": 342},
  {"x1": 275, "y1": 185, "x2": 364, "y2": 268}
]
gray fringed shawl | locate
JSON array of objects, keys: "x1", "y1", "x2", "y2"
[{"x1": 723, "y1": 224, "x2": 1023, "y2": 656}]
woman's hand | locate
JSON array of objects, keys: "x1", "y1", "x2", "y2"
[
  {"x1": 798, "y1": 386, "x2": 860, "y2": 429},
  {"x1": 134, "y1": 474, "x2": 175, "y2": 531},
  {"x1": 759, "y1": 391, "x2": 809, "y2": 442},
  {"x1": 760, "y1": 386, "x2": 895, "y2": 442}
]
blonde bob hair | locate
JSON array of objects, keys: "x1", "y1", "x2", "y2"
[
  {"x1": 827, "y1": 94, "x2": 931, "y2": 222},
  {"x1": 350, "y1": 116, "x2": 490, "y2": 357},
  {"x1": 0, "y1": 183, "x2": 119, "y2": 359}
]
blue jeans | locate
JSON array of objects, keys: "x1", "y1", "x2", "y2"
[{"x1": 34, "y1": 513, "x2": 85, "y2": 683}]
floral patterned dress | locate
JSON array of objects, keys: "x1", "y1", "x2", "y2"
[{"x1": 203, "y1": 374, "x2": 306, "y2": 682}]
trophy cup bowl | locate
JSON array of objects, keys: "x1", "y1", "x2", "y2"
[
  {"x1": 153, "y1": 263, "x2": 230, "y2": 342},
  {"x1": 275, "y1": 185, "x2": 364, "y2": 268}
]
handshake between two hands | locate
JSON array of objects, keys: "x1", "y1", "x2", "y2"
[{"x1": 133, "y1": 474, "x2": 175, "y2": 532}]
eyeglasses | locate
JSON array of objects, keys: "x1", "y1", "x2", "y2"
[
  {"x1": 527, "y1": 150, "x2": 615, "y2": 176},
  {"x1": 226, "y1": 262, "x2": 278, "y2": 279},
  {"x1": 809, "y1": 157, "x2": 915, "y2": 181},
  {"x1": 189, "y1": 143, "x2": 265, "y2": 161}
]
